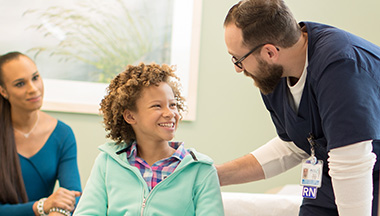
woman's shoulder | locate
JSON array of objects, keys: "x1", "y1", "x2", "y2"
[
  {"x1": 56, "y1": 119, "x2": 73, "y2": 130},
  {"x1": 54, "y1": 121, "x2": 76, "y2": 142},
  {"x1": 39, "y1": 112, "x2": 74, "y2": 138}
]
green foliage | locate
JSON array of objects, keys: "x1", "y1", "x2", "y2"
[{"x1": 24, "y1": 0, "x2": 172, "y2": 83}]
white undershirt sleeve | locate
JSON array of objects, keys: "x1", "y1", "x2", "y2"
[
  {"x1": 328, "y1": 140, "x2": 376, "y2": 216},
  {"x1": 251, "y1": 136, "x2": 309, "y2": 179}
]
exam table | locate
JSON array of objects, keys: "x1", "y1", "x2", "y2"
[{"x1": 222, "y1": 184, "x2": 303, "y2": 216}]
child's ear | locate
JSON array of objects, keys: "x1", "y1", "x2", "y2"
[{"x1": 123, "y1": 109, "x2": 136, "y2": 124}]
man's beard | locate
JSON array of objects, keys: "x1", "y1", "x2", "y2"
[{"x1": 244, "y1": 58, "x2": 283, "y2": 95}]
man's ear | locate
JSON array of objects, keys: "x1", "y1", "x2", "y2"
[
  {"x1": 261, "y1": 44, "x2": 279, "y2": 63},
  {"x1": 0, "y1": 85, "x2": 8, "y2": 99},
  {"x1": 123, "y1": 109, "x2": 136, "y2": 124}
]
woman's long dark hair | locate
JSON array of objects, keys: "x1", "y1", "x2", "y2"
[{"x1": 0, "y1": 52, "x2": 28, "y2": 204}]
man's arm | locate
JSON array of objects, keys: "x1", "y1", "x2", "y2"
[
  {"x1": 328, "y1": 140, "x2": 376, "y2": 216},
  {"x1": 215, "y1": 154, "x2": 265, "y2": 186},
  {"x1": 216, "y1": 136, "x2": 309, "y2": 186}
]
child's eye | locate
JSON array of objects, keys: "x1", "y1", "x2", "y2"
[
  {"x1": 15, "y1": 82, "x2": 25, "y2": 88},
  {"x1": 170, "y1": 103, "x2": 177, "y2": 108},
  {"x1": 152, "y1": 104, "x2": 161, "y2": 108},
  {"x1": 32, "y1": 74, "x2": 40, "y2": 81}
]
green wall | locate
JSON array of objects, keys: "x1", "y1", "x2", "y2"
[{"x1": 48, "y1": 0, "x2": 380, "y2": 194}]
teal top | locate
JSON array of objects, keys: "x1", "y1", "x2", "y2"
[
  {"x1": 0, "y1": 120, "x2": 82, "y2": 216},
  {"x1": 74, "y1": 141, "x2": 224, "y2": 216}
]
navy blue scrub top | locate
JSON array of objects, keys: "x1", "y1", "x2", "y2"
[{"x1": 261, "y1": 22, "x2": 380, "y2": 211}]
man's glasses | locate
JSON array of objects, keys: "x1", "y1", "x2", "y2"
[{"x1": 231, "y1": 44, "x2": 279, "y2": 69}]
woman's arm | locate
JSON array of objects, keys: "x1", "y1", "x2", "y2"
[
  {"x1": 0, "y1": 202, "x2": 36, "y2": 216},
  {"x1": 56, "y1": 124, "x2": 82, "y2": 194}
]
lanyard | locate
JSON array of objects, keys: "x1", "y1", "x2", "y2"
[{"x1": 307, "y1": 132, "x2": 318, "y2": 165}]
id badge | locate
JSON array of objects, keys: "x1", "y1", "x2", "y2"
[
  {"x1": 300, "y1": 158, "x2": 323, "y2": 187},
  {"x1": 300, "y1": 158, "x2": 323, "y2": 199}
]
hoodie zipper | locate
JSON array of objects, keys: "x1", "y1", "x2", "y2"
[
  {"x1": 139, "y1": 160, "x2": 198, "y2": 215},
  {"x1": 140, "y1": 197, "x2": 147, "y2": 216},
  {"x1": 118, "y1": 150, "x2": 202, "y2": 216}
]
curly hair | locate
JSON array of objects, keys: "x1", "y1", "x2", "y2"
[{"x1": 100, "y1": 62, "x2": 186, "y2": 144}]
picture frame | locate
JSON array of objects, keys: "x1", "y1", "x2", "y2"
[{"x1": 1, "y1": 0, "x2": 202, "y2": 121}]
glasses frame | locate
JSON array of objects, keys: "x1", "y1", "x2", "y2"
[{"x1": 232, "y1": 43, "x2": 279, "y2": 69}]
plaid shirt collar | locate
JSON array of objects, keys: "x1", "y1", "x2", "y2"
[
  {"x1": 126, "y1": 141, "x2": 187, "y2": 161},
  {"x1": 125, "y1": 141, "x2": 188, "y2": 191}
]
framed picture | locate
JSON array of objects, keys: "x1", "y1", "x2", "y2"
[{"x1": 0, "y1": 0, "x2": 201, "y2": 121}]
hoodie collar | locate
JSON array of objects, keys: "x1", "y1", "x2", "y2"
[{"x1": 99, "y1": 141, "x2": 214, "y2": 166}]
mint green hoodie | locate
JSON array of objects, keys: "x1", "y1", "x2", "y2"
[{"x1": 74, "y1": 142, "x2": 224, "y2": 216}]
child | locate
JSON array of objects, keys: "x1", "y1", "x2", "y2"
[{"x1": 74, "y1": 63, "x2": 224, "y2": 215}]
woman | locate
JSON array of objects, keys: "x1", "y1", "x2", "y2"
[{"x1": 0, "y1": 52, "x2": 81, "y2": 216}]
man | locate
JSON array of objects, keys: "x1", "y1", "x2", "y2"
[{"x1": 217, "y1": 0, "x2": 380, "y2": 215}]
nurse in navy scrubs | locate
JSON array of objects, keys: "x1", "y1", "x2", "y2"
[{"x1": 217, "y1": 0, "x2": 380, "y2": 215}]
